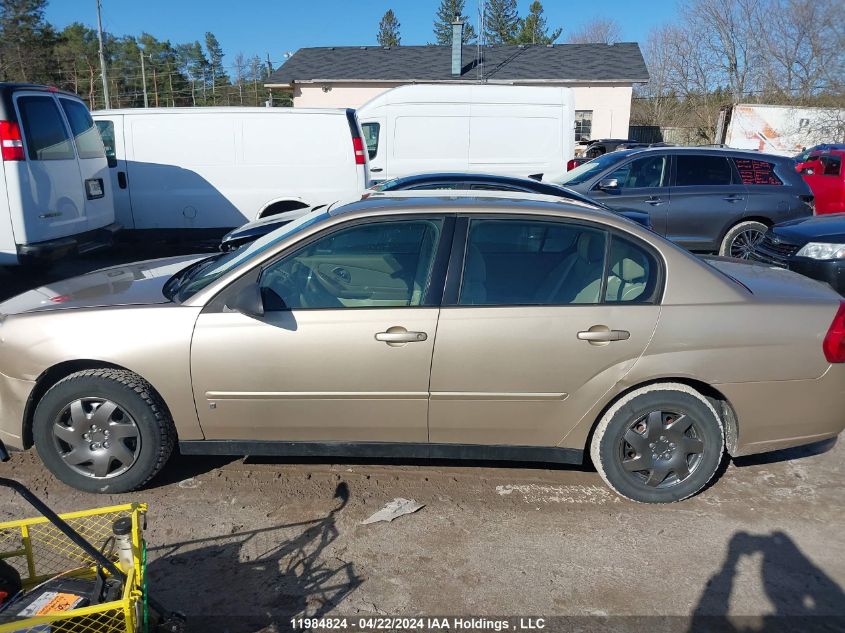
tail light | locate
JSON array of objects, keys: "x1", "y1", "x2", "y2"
[
  {"x1": 567, "y1": 159, "x2": 578, "y2": 171},
  {"x1": 0, "y1": 121, "x2": 24, "y2": 161},
  {"x1": 352, "y1": 136, "x2": 366, "y2": 165},
  {"x1": 823, "y1": 301, "x2": 845, "y2": 363}
]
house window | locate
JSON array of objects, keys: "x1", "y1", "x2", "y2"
[{"x1": 575, "y1": 111, "x2": 593, "y2": 142}]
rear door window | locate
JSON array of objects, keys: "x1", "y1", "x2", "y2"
[
  {"x1": 16, "y1": 95, "x2": 75, "y2": 161},
  {"x1": 604, "y1": 236, "x2": 660, "y2": 303},
  {"x1": 675, "y1": 155, "x2": 733, "y2": 186},
  {"x1": 820, "y1": 155, "x2": 842, "y2": 176},
  {"x1": 734, "y1": 158, "x2": 782, "y2": 185},
  {"x1": 59, "y1": 99, "x2": 105, "y2": 159}
]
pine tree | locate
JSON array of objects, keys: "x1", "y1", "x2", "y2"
[
  {"x1": 0, "y1": 0, "x2": 57, "y2": 83},
  {"x1": 483, "y1": 0, "x2": 519, "y2": 44},
  {"x1": 377, "y1": 9, "x2": 400, "y2": 46},
  {"x1": 433, "y1": 0, "x2": 476, "y2": 45},
  {"x1": 204, "y1": 31, "x2": 229, "y2": 104},
  {"x1": 515, "y1": 1, "x2": 561, "y2": 45}
]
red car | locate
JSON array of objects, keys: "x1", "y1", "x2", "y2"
[{"x1": 796, "y1": 149, "x2": 845, "y2": 214}]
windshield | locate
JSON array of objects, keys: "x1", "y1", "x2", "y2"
[
  {"x1": 554, "y1": 152, "x2": 628, "y2": 186},
  {"x1": 173, "y1": 209, "x2": 331, "y2": 302}
]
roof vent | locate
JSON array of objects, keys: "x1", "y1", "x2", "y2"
[
  {"x1": 360, "y1": 46, "x2": 367, "y2": 50},
  {"x1": 518, "y1": 44, "x2": 525, "y2": 49},
  {"x1": 546, "y1": 44, "x2": 553, "y2": 48},
  {"x1": 383, "y1": 46, "x2": 390, "y2": 50}
]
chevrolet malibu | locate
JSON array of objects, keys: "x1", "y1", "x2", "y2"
[{"x1": 1, "y1": 194, "x2": 844, "y2": 503}]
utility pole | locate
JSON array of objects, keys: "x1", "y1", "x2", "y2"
[
  {"x1": 95, "y1": 0, "x2": 110, "y2": 108},
  {"x1": 139, "y1": 50, "x2": 148, "y2": 108},
  {"x1": 265, "y1": 53, "x2": 274, "y2": 107}
]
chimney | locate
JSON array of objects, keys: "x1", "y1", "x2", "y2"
[{"x1": 451, "y1": 13, "x2": 463, "y2": 76}]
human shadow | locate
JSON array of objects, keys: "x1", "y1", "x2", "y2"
[
  {"x1": 689, "y1": 531, "x2": 845, "y2": 633},
  {"x1": 147, "y1": 482, "x2": 361, "y2": 633}
]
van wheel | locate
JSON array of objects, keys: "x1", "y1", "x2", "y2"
[
  {"x1": 33, "y1": 369, "x2": 175, "y2": 493},
  {"x1": 719, "y1": 221, "x2": 767, "y2": 259},
  {"x1": 590, "y1": 384, "x2": 724, "y2": 503}
]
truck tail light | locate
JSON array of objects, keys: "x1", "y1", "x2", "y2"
[
  {"x1": 566, "y1": 159, "x2": 578, "y2": 171},
  {"x1": 352, "y1": 136, "x2": 366, "y2": 165},
  {"x1": 0, "y1": 121, "x2": 24, "y2": 161},
  {"x1": 823, "y1": 301, "x2": 845, "y2": 363}
]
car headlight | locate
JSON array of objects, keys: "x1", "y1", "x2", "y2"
[{"x1": 796, "y1": 242, "x2": 845, "y2": 260}]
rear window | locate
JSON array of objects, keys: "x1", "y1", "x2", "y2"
[
  {"x1": 734, "y1": 158, "x2": 782, "y2": 185},
  {"x1": 16, "y1": 95, "x2": 75, "y2": 161},
  {"x1": 675, "y1": 155, "x2": 733, "y2": 186},
  {"x1": 60, "y1": 99, "x2": 105, "y2": 159}
]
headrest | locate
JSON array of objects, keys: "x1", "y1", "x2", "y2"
[
  {"x1": 577, "y1": 233, "x2": 604, "y2": 264},
  {"x1": 619, "y1": 257, "x2": 646, "y2": 282}
]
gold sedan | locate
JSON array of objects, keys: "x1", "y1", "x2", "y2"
[{"x1": 1, "y1": 193, "x2": 843, "y2": 503}]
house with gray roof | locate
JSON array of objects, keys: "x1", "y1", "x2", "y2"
[{"x1": 265, "y1": 38, "x2": 650, "y2": 142}]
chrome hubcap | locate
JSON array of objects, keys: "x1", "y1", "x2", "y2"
[
  {"x1": 51, "y1": 398, "x2": 140, "y2": 479},
  {"x1": 730, "y1": 228, "x2": 765, "y2": 259},
  {"x1": 618, "y1": 410, "x2": 705, "y2": 489}
]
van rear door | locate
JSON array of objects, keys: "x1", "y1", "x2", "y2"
[
  {"x1": 57, "y1": 96, "x2": 114, "y2": 236},
  {"x1": 7, "y1": 91, "x2": 88, "y2": 244}
]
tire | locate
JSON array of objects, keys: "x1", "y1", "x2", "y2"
[
  {"x1": 590, "y1": 383, "x2": 724, "y2": 503},
  {"x1": 33, "y1": 369, "x2": 175, "y2": 493},
  {"x1": 719, "y1": 221, "x2": 768, "y2": 259}
]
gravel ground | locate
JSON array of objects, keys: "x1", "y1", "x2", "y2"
[{"x1": 1, "y1": 245, "x2": 844, "y2": 633}]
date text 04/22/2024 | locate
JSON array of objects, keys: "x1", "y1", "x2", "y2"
[{"x1": 290, "y1": 617, "x2": 548, "y2": 631}]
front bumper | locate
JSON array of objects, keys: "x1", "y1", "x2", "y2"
[
  {"x1": 750, "y1": 244, "x2": 845, "y2": 296},
  {"x1": 0, "y1": 370, "x2": 36, "y2": 451},
  {"x1": 16, "y1": 222, "x2": 121, "y2": 264}
]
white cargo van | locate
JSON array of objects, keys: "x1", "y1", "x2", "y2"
[
  {"x1": 92, "y1": 107, "x2": 369, "y2": 234},
  {"x1": 358, "y1": 84, "x2": 575, "y2": 183},
  {"x1": 0, "y1": 83, "x2": 117, "y2": 266}
]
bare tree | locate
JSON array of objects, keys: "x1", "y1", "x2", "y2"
[
  {"x1": 565, "y1": 17, "x2": 622, "y2": 44},
  {"x1": 233, "y1": 51, "x2": 247, "y2": 105}
]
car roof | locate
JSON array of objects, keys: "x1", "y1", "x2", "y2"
[
  {"x1": 382, "y1": 172, "x2": 552, "y2": 187},
  {"x1": 333, "y1": 189, "x2": 611, "y2": 218},
  {"x1": 610, "y1": 145, "x2": 792, "y2": 161}
]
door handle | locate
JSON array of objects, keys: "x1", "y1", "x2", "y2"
[
  {"x1": 375, "y1": 329, "x2": 427, "y2": 344},
  {"x1": 117, "y1": 171, "x2": 127, "y2": 189},
  {"x1": 577, "y1": 326, "x2": 630, "y2": 345},
  {"x1": 370, "y1": 167, "x2": 383, "y2": 172},
  {"x1": 646, "y1": 196, "x2": 663, "y2": 206}
]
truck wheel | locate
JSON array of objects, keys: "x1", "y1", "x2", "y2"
[
  {"x1": 719, "y1": 221, "x2": 767, "y2": 259},
  {"x1": 590, "y1": 384, "x2": 724, "y2": 503},
  {"x1": 33, "y1": 369, "x2": 175, "y2": 493}
]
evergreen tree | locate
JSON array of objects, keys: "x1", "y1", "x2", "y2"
[
  {"x1": 433, "y1": 0, "x2": 476, "y2": 45},
  {"x1": 483, "y1": 0, "x2": 519, "y2": 44},
  {"x1": 377, "y1": 9, "x2": 400, "y2": 46},
  {"x1": 204, "y1": 31, "x2": 229, "y2": 104},
  {"x1": 515, "y1": 1, "x2": 561, "y2": 45},
  {"x1": 0, "y1": 0, "x2": 57, "y2": 83}
]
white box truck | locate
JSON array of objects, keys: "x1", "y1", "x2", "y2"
[
  {"x1": 92, "y1": 107, "x2": 369, "y2": 234},
  {"x1": 357, "y1": 84, "x2": 575, "y2": 183},
  {"x1": 715, "y1": 103, "x2": 845, "y2": 157},
  {"x1": 0, "y1": 83, "x2": 118, "y2": 266}
]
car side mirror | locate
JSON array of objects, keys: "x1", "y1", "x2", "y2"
[
  {"x1": 597, "y1": 178, "x2": 620, "y2": 192},
  {"x1": 225, "y1": 282, "x2": 265, "y2": 318},
  {"x1": 801, "y1": 167, "x2": 815, "y2": 175},
  {"x1": 106, "y1": 154, "x2": 117, "y2": 168}
]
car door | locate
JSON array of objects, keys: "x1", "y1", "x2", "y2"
[
  {"x1": 428, "y1": 216, "x2": 662, "y2": 447},
  {"x1": 190, "y1": 215, "x2": 451, "y2": 443},
  {"x1": 9, "y1": 92, "x2": 87, "y2": 243},
  {"x1": 95, "y1": 116, "x2": 135, "y2": 229},
  {"x1": 57, "y1": 97, "x2": 113, "y2": 235},
  {"x1": 588, "y1": 154, "x2": 671, "y2": 235},
  {"x1": 668, "y1": 154, "x2": 748, "y2": 251}
]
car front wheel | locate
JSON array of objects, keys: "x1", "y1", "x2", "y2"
[
  {"x1": 590, "y1": 384, "x2": 725, "y2": 503},
  {"x1": 33, "y1": 369, "x2": 175, "y2": 493}
]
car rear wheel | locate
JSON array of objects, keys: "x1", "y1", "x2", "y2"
[
  {"x1": 33, "y1": 369, "x2": 175, "y2": 493},
  {"x1": 719, "y1": 221, "x2": 768, "y2": 259},
  {"x1": 590, "y1": 384, "x2": 724, "y2": 503}
]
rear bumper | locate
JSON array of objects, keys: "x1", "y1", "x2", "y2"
[{"x1": 16, "y1": 222, "x2": 121, "y2": 263}]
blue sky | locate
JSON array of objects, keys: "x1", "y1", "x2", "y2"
[{"x1": 45, "y1": 0, "x2": 675, "y2": 71}]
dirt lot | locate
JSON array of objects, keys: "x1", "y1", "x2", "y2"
[{"x1": 1, "y1": 246, "x2": 844, "y2": 633}]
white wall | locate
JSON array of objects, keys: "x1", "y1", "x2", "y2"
[{"x1": 288, "y1": 81, "x2": 635, "y2": 140}]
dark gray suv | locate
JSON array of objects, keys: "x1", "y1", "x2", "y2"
[{"x1": 553, "y1": 148, "x2": 815, "y2": 257}]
